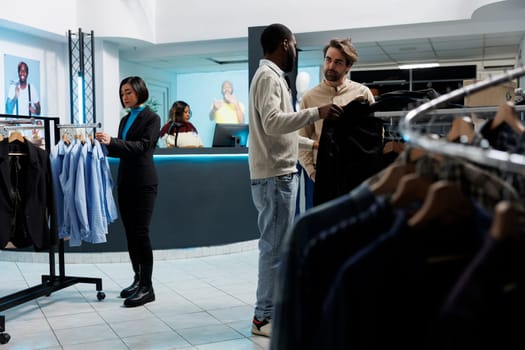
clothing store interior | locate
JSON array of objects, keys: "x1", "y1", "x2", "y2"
[{"x1": 1, "y1": 0, "x2": 525, "y2": 349}]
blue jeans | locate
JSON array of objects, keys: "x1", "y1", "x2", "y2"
[{"x1": 251, "y1": 172, "x2": 298, "y2": 321}]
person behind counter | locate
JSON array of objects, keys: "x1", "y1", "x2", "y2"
[
  {"x1": 95, "y1": 76, "x2": 160, "y2": 308},
  {"x1": 160, "y1": 100, "x2": 203, "y2": 148}
]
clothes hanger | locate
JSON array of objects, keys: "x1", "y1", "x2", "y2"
[
  {"x1": 400, "y1": 66, "x2": 525, "y2": 175},
  {"x1": 383, "y1": 140, "x2": 405, "y2": 154},
  {"x1": 8, "y1": 130, "x2": 25, "y2": 143},
  {"x1": 382, "y1": 124, "x2": 406, "y2": 154},
  {"x1": 62, "y1": 130, "x2": 71, "y2": 145},
  {"x1": 489, "y1": 201, "x2": 525, "y2": 240},
  {"x1": 408, "y1": 180, "x2": 473, "y2": 230},
  {"x1": 370, "y1": 144, "x2": 428, "y2": 195},
  {"x1": 446, "y1": 116, "x2": 475, "y2": 144},
  {"x1": 491, "y1": 101, "x2": 525, "y2": 135},
  {"x1": 369, "y1": 161, "x2": 416, "y2": 195},
  {"x1": 8, "y1": 130, "x2": 28, "y2": 156},
  {"x1": 390, "y1": 173, "x2": 433, "y2": 209}
]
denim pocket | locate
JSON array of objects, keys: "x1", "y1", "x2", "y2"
[
  {"x1": 276, "y1": 173, "x2": 294, "y2": 182},
  {"x1": 251, "y1": 178, "x2": 267, "y2": 186}
]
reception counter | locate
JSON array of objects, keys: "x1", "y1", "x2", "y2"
[{"x1": 65, "y1": 147, "x2": 259, "y2": 252}]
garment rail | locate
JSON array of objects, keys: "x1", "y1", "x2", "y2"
[
  {"x1": 0, "y1": 114, "x2": 105, "y2": 345},
  {"x1": 373, "y1": 105, "x2": 525, "y2": 126},
  {"x1": 399, "y1": 65, "x2": 525, "y2": 175},
  {"x1": 0, "y1": 117, "x2": 38, "y2": 125},
  {"x1": 56, "y1": 122, "x2": 102, "y2": 129},
  {"x1": 2, "y1": 125, "x2": 44, "y2": 129}
]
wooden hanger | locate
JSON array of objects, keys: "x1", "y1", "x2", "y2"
[
  {"x1": 489, "y1": 201, "x2": 525, "y2": 240},
  {"x1": 390, "y1": 173, "x2": 433, "y2": 209},
  {"x1": 370, "y1": 162, "x2": 416, "y2": 195},
  {"x1": 408, "y1": 180, "x2": 473, "y2": 230},
  {"x1": 407, "y1": 146, "x2": 427, "y2": 162},
  {"x1": 383, "y1": 140, "x2": 405, "y2": 154},
  {"x1": 491, "y1": 101, "x2": 525, "y2": 135},
  {"x1": 446, "y1": 116, "x2": 475, "y2": 144},
  {"x1": 8, "y1": 131, "x2": 25, "y2": 143},
  {"x1": 62, "y1": 132, "x2": 71, "y2": 145},
  {"x1": 370, "y1": 144, "x2": 429, "y2": 195}
]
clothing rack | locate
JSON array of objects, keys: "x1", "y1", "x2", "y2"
[
  {"x1": 2, "y1": 125, "x2": 44, "y2": 129},
  {"x1": 56, "y1": 122, "x2": 102, "y2": 129},
  {"x1": 374, "y1": 105, "x2": 525, "y2": 142},
  {"x1": 399, "y1": 65, "x2": 525, "y2": 175},
  {"x1": 0, "y1": 114, "x2": 105, "y2": 345},
  {"x1": 0, "y1": 117, "x2": 39, "y2": 125},
  {"x1": 374, "y1": 105, "x2": 525, "y2": 124}
]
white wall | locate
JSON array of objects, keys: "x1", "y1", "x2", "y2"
[
  {"x1": 0, "y1": 0, "x2": 506, "y2": 44},
  {"x1": 77, "y1": 0, "x2": 156, "y2": 43},
  {"x1": 119, "y1": 60, "x2": 177, "y2": 121},
  {"x1": 153, "y1": 0, "x2": 505, "y2": 43},
  {"x1": 0, "y1": 1, "x2": 77, "y2": 40},
  {"x1": 94, "y1": 40, "x2": 121, "y2": 138}
]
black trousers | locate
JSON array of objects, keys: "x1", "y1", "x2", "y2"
[{"x1": 117, "y1": 184, "x2": 157, "y2": 266}]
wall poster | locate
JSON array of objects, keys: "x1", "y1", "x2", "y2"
[{"x1": 4, "y1": 54, "x2": 41, "y2": 117}]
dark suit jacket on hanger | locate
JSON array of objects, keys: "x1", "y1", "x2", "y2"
[
  {"x1": 314, "y1": 100, "x2": 385, "y2": 206},
  {"x1": 0, "y1": 139, "x2": 58, "y2": 250}
]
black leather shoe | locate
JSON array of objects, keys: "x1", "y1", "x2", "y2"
[
  {"x1": 120, "y1": 279, "x2": 140, "y2": 298},
  {"x1": 123, "y1": 286, "x2": 155, "y2": 307}
]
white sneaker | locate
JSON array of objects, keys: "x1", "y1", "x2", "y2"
[{"x1": 251, "y1": 317, "x2": 272, "y2": 337}]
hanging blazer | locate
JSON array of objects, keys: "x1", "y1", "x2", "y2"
[
  {"x1": 104, "y1": 106, "x2": 161, "y2": 188},
  {"x1": 314, "y1": 100, "x2": 385, "y2": 206},
  {"x1": 0, "y1": 139, "x2": 58, "y2": 250}
]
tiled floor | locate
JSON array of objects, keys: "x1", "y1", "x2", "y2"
[{"x1": 0, "y1": 244, "x2": 270, "y2": 350}]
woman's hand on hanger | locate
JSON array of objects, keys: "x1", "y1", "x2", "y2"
[{"x1": 95, "y1": 132, "x2": 111, "y2": 145}]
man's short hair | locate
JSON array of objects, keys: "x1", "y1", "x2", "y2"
[
  {"x1": 260, "y1": 23, "x2": 293, "y2": 55},
  {"x1": 323, "y1": 38, "x2": 359, "y2": 67}
]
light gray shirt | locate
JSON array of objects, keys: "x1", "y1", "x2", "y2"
[{"x1": 248, "y1": 59, "x2": 319, "y2": 179}]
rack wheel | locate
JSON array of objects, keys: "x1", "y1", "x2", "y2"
[
  {"x1": 97, "y1": 291, "x2": 106, "y2": 301},
  {"x1": 0, "y1": 332, "x2": 10, "y2": 344}
]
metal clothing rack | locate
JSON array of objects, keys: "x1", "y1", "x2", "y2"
[
  {"x1": 399, "y1": 65, "x2": 525, "y2": 176},
  {"x1": 374, "y1": 105, "x2": 525, "y2": 124},
  {"x1": 374, "y1": 105, "x2": 525, "y2": 141},
  {"x1": 0, "y1": 114, "x2": 105, "y2": 345},
  {"x1": 57, "y1": 122, "x2": 102, "y2": 129}
]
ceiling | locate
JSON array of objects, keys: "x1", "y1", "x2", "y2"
[
  {"x1": 118, "y1": 29, "x2": 525, "y2": 75},
  {"x1": 117, "y1": 1, "x2": 525, "y2": 75}
]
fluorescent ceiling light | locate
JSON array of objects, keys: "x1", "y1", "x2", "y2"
[{"x1": 399, "y1": 63, "x2": 440, "y2": 69}]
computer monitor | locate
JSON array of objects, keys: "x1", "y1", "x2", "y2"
[{"x1": 212, "y1": 123, "x2": 249, "y2": 147}]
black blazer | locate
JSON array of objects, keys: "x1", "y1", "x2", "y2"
[
  {"x1": 0, "y1": 139, "x2": 58, "y2": 250},
  {"x1": 106, "y1": 106, "x2": 161, "y2": 187},
  {"x1": 314, "y1": 100, "x2": 385, "y2": 206}
]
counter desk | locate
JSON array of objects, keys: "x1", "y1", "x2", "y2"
[{"x1": 65, "y1": 147, "x2": 259, "y2": 253}]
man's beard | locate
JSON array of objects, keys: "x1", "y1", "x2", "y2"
[
  {"x1": 283, "y1": 51, "x2": 295, "y2": 73},
  {"x1": 324, "y1": 70, "x2": 341, "y2": 82}
]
